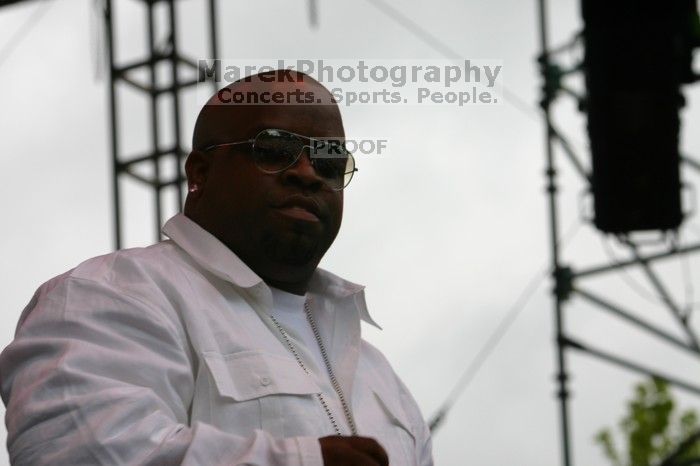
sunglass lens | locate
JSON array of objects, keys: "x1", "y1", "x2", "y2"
[
  {"x1": 342, "y1": 154, "x2": 355, "y2": 189},
  {"x1": 313, "y1": 152, "x2": 355, "y2": 190},
  {"x1": 253, "y1": 129, "x2": 302, "y2": 172},
  {"x1": 252, "y1": 130, "x2": 355, "y2": 189}
]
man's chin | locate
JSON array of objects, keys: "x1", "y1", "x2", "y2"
[{"x1": 261, "y1": 231, "x2": 321, "y2": 267}]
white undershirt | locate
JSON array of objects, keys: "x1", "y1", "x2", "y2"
[
  {"x1": 268, "y1": 286, "x2": 352, "y2": 434},
  {"x1": 268, "y1": 286, "x2": 327, "y2": 374}
]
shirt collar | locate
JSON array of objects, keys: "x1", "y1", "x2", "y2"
[
  {"x1": 308, "y1": 268, "x2": 382, "y2": 329},
  {"x1": 161, "y1": 213, "x2": 261, "y2": 288},
  {"x1": 161, "y1": 213, "x2": 381, "y2": 329}
]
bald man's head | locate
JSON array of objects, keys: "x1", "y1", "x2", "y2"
[
  {"x1": 192, "y1": 70, "x2": 343, "y2": 151},
  {"x1": 183, "y1": 70, "x2": 348, "y2": 295}
]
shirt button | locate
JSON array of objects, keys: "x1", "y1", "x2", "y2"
[{"x1": 260, "y1": 376, "x2": 271, "y2": 386}]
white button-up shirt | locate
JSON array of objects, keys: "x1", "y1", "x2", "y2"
[{"x1": 0, "y1": 214, "x2": 433, "y2": 466}]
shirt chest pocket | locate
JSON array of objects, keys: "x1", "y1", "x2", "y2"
[{"x1": 201, "y1": 350, "x2": 324, "y2": 437}]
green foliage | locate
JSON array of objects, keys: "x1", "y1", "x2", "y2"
[{"x1": 595, "y1": 377, "x2": 700, "y2": 466}]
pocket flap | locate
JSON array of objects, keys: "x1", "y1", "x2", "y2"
[
  {"x1": 372, "y1": 386, "x2": 417, "y2": 441},
  {"x1": 203, "y1": 350, "x2": 321, "y2": 401}
]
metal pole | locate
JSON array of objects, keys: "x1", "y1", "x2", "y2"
[
  {"x1": 537, "y1": 0, "x2": 572, "y2": 464},
  {"x1": 147, "y1": 2, "x2": 163, "y2": 243},
  {"x1": 105, "y1": 0, "x2": 121, "y2": 250},
  {"x1": 167, "y1": 0, "x2": 184, "y2": 215},
  {"x1": 308, "y1": 0, "x2": 318, "y2": 28},
  {"x1": 549, "y1": 123, "x2": 591, "y2": 183},
  {"x1": 208, "y1": 0, "x2": 219, "y2": 83}
]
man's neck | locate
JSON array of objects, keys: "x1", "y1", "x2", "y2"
[{"x1": 264, "y1": 277, "x2": 308, "y2": 296}]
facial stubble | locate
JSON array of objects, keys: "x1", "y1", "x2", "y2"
[{"x1": 260, "y1": 223, "x2": 321, "y2": 266}]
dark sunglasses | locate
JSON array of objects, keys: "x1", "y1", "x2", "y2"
[{"x1": 201, "y1": 128, "x2": 357, "y2": 190}]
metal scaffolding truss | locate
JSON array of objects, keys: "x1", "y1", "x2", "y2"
[
  {"x1": 103, "y1": 0, "x2": 219, "y2": 248},
  {"x1": 537, "y1": 1, "x2": 700, "y2": 465}
]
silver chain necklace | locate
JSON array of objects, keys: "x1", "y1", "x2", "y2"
[{"x1": 268, "y1": 299, "x2": 358, "y2": 436}]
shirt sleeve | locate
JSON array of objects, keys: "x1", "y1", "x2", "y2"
[{"x1": 0, "y1": 276, "x2": 323, "y2": 466}]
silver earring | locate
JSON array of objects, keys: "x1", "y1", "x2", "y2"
[{"x1": 188, "y1": 184, "x2": 199, "y2": 193}]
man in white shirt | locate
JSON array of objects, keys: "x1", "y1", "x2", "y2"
[{"x1": 0, "y1": 71, "x2": 433, "y2": 465}]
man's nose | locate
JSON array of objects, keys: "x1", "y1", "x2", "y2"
[{"x1": 281, "y1": 148, "x2": 324, "y2": 189}]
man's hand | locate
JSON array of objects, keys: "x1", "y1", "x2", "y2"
[{"x1": 319, "y1": 436, "x2": 389, "y2": 466}]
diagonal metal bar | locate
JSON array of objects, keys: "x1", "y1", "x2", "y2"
[
  {"x1": 114, "y1": 53, "x2": 169, "y2": 74},
  {"x1": 682, "y1": 155, "x2": 700, "y2": 173},
  {"x1": 549, "y1": 123, "x2": 591, "y2": 183},
  {"x1": 117, "y1": 72, "x2": 200, "y2": 98},
  {"x1": 177, "y1": 54, "x2": 200, "y2": 70},
  {"x1": 156, "y1": 175, "x2": 187, "y2": 190},
  {"x1": 543, "y1": 30, "x2": 583, "y2": 56},
  {"x1": 558, "y1": 86, "x2": 584, "y2": 103},
  {"x1": 119, "y1": 74, "x2": 153, "y2": 94},
  {"x1": 624, "y1": 240, "x2": 700, "y2": 350},
  {"x1": 116, "y1": 145, "x2": 179, "y2": 169},
  {"x1": 122, "y1": 169, "x2": 185, "y2": 190},
  {"x1": 574, "y1": 241, "x2": 700, "y2": 279},
  {"x1": 123, "y1": 167, "x2": 156, "y2": 187},
  {"x1": 563, "y1": 336, "x2": 700, "y2": 396},
  {"x1": 115, "y1": 52, "x2": 200, "y2": 73},
  {"x1": 153, "y1": 79, "x2": 201, "y2": 96},
  {"x1": 574, "y1": 287, "x2": 700, "y2": 357}
]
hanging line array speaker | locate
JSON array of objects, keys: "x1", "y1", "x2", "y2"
[{"x1": 581, "y1": 0, "x2": 699, "y2": 233}]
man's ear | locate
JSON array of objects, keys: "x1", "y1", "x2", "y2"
[{"x1": 185, "y1": 149, "x2": 211, "y2": 191}]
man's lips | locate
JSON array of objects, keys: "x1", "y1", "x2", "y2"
[
  {"x1": 273, "y1": 195, "x2": 324, "y2": 222},
  {"x1": 276, "y1": 206, "x2": 320, "y2": 222}
]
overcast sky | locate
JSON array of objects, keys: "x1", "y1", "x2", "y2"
[{"x1": 1, "y1": 1, "x2": 700, "y2": 465}]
